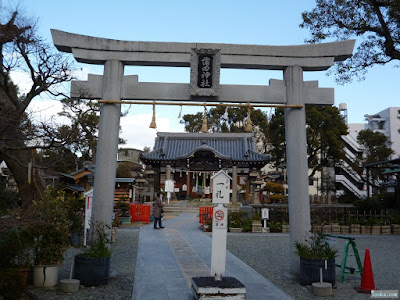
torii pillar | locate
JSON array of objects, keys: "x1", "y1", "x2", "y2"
[
  {"x1": 92, "y1": 60, "x2": 124, "y2": 228},
  {"x1": 284, "y1": 66, "x2": 310, "y2": 276}
]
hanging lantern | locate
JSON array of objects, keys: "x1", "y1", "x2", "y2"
[
  {"x1": 149, "y1": 101, "x2": 157, "y2": 129},
  {"x1": 245, "y1": 105, "x2": 253, "y2": 132},
  {"x1": 201, "y1": 105, "x2": 208, "y2": 133}
]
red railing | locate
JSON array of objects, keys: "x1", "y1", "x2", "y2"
[
  {"x1": 130, "y1": 204, "x2": 151, "y2": 224},
  {"x1": 199, "y1": 206, "x2": 213, "y2": 226}
]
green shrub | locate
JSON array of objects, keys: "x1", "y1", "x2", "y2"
[
  {"x1": 32, "y1": 189, "x2": 71, "y2": 265},
  {"x1": 270, "y1": 195, "x2": 285, "y2": 203},
  {"x1": 242, "y1": 219, "x2": 252, "y2": 232},
  {"x1": 355, "y1": 198, "x2": 382, "y2": 212},
  {"x1": 265, "y1": 182, "x2": 285, "y2": 194},
  {"x1": 389, "y1": 211, "x2": 400, "y2": 224},
  {"x1": 205, "y1": 218, "x2": 213, "y2": 229},
  {"x1": 228, "y1": 211, "x2": 251, "y2": 229},
  {"x1": 114, "y1": 201, "x2": 130, "y2": 217},
  {"x1": 252, "y1": 213, "x2": 262, "y2": 221},
  {"x1": 268, "y1": 221, "x2": 282, "y2": 232},
  {"x1": 83, "y1": 222, "x2": 112, "y2": 258},
  {"x1": 295, "y1": 233, "x2": 337, "y2": 260},
  {"x1": 0, "y1": 268, "x2": 25, "y2": 299}
]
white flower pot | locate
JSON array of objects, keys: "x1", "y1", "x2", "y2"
[{"x1": 33, "y1": 265, "x2": 59, "y2": 288}]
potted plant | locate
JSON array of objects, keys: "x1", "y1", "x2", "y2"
[
  {"x1": 330, "y1": 220, "x2": 340, "y2": 234},
  {"x1": 339, "y1": 219, "x2": 350, "y2": 234},
  {"x1": 32, "y1": 190, "x2": 71, "y2": 288},
  {"x1": 389, "y1": 212, "x2": 400, "y2": 234},
  {"x1": 0, "y1": 214, "x2": 35, "y2": 290},
  {"x1": 295, "y1": 232, "x2": 338, "y2": 286},
  {"x1": 349, "y1": 218, "x2": 361, "y2": 234},
  {"x1": 115, "y1": 201, "x2": 131, "y2": 225},
  {"x1": 74, "y1": 221, "x2": 112, "y2": 286},
  {"x1": 204, "y1": 218, "x2": 212, "y2": 232},
  {"x1": 268, "y1": 221, "x2": 282, "y2": 233},
  {"x1": 282, "y1": 222, "x2": 290, "y2": 233},
  {"x1": 381, "y1": 219, "x2": 391, "y2": 235},
  {"x1": 228, "y1": 211, "x2": 244, "y2": 232}
]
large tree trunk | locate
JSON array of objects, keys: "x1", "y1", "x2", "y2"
[{"x1": 1, "y1": 141, "x2": 45, "y2": 207}]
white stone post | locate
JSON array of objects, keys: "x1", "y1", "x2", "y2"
[
  {"x1": 284, "y1": 66, "x2": 311, "y2": 277},
  {"x1": 210, "y1": 170, "x2": 231, "y2": 281},
  {"x1": 92, "y1": 60, "x2": 124, "y2": 230}
]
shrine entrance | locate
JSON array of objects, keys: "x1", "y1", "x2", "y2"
[
  {"x1": 51, "y1": 29, "x2": 355, "y2": 276},
  {"x1": 140, "y1": 132, "x2": 269, "y2": 202}
]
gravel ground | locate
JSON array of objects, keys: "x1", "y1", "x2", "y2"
[
  {"x1": 27, "y1": 227, "x2": 139, "y2": 300},
  {"x1": 25, "y1": 217, "x2": 399, "y2": 300},
  {"x1": 227, "y1": 233, "x2": 400, "y2": 300}
]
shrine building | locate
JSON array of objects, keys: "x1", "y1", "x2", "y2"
[{"x1": 140, "y1": 132, "x2": 269, "y2": 201}]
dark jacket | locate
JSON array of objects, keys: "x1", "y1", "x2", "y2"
[{"x1": 153, "y1": 195, "x2": 164, "y2": 218}]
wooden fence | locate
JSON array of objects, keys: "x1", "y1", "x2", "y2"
[{"x1": 251, "y1": 205, "x2": 394, "y2": 224}]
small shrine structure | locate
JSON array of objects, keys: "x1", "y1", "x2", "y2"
[{"x1": 140, "y1": 132, "x2": 269, "y2": 203}]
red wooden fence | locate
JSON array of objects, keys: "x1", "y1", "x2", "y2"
[
  {"x1": 199, "y1": 207, "x2": 214, "y2": 225},
  {"x1": 130, "y1": 204, "x2": 151, "y2": 224}
]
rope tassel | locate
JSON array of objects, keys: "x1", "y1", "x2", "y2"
[
  {"x1": 201, "y1": 105, "x2": 208, "y2": 133},
  {"x1": 245, "y1": 104, "x2": 253, "y2": 132},
  {"x1": 149, "y1": 101, "x2": 157, "y2": 129}
]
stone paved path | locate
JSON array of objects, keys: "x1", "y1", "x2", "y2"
[{"x1": 132, "y1": 213, "x2": 293, "y2": 300}]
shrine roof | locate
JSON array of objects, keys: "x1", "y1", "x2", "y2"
[{"x1": 140, "y1": 132, "x2": 269, "y2": 164}]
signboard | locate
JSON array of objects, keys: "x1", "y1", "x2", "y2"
[
  {"x1": 212, "y1": 206, "x2": 227, "y2": 230},
  {"x1": 211, "y1": 170, "x2": 232, "y2": 204},
  {"x1": 165, "y1": 179, "x2": 175, "y2": 192},
  {"x1": 261, "y1": 208, "x2": 270, "y2": 220},
  {"x1": 190, "y1": 48, "x2": 221, "y2": 96},
  {"x1": 211, "y1": 204, "x2": 228, "y2": 280}
]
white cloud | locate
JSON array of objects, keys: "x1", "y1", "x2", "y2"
[
  {"x1": 10, "y1": 70, "x2": 32, "y2": 96},
  {"x1": 119, "y1": 113, "x2": 184, "y2": 150},
  {"x1": 27, "y1": 99, "x2": 70, "y2": 125}
]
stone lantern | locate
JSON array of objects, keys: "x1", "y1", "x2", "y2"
[
  {"x1": 249, "y1": 168, "x2": 259, "y2": 204},
  {"x1": 144, "y1": 166, "x2": 156, "y2": 201},
  {"x1": 254, "y1": 179, "x2": 264, "y2": 204},
  {"x1": 135, "y1": 174, "x2": 148, "y2": 204}
]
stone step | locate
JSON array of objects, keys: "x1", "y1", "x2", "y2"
[{"x1": 164, "y1": 207, "x2": 200, "y2": 213}]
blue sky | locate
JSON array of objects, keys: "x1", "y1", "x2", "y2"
[{"x1": 7, "y1": 0, "x2": 400, "y2": 149}]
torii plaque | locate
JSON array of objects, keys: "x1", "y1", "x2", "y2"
[{"x1": 51, "y1": 29, "x2": 355, "y2": 277}]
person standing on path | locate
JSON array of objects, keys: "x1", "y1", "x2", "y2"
[{"x1": 153, "y1": 193, "x2": 164, "y2": 229}]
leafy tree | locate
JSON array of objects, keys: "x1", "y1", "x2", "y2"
[
  {"x1": 180, "y1": 106, "x2": 269, "y2": 152},
  {"x1": 300, "y1": 0, "x2": 400, "y2": 83},
  {"x1": 306, "y1": 105, "x2": 348, "y2": 177},
  {"x1": 116, "y1": 161, "x2": 142, "y2": 178},
  {"x1": 268, "y1": 106, "x2": 348, "y2": 178},
  {"x1": 143, "y1": 146, "x2": 151, "y2": 153},
  {"x1": 267, "y1": 108, "x2": 286, "y2": 169},
  {"x1": 355, "y1": 129, "x2": 394, "y2": 190},
  {"x1": 58, "y1": 98, "x2": 100, "y2": 163},
  {"x1": 0, "y1": 9, "x2": 73, "y2": 206},
  {"x1": 357, "y1": 129, "x2": 394, "y2": 164}
]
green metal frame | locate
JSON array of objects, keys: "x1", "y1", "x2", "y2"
[{"x1": 323, "y1": 234, "x2": 363, "y2": 283}]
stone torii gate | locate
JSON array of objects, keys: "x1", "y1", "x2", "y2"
[{"x1": 51, "y1": 29, "x2": 354, "y2": 277}]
